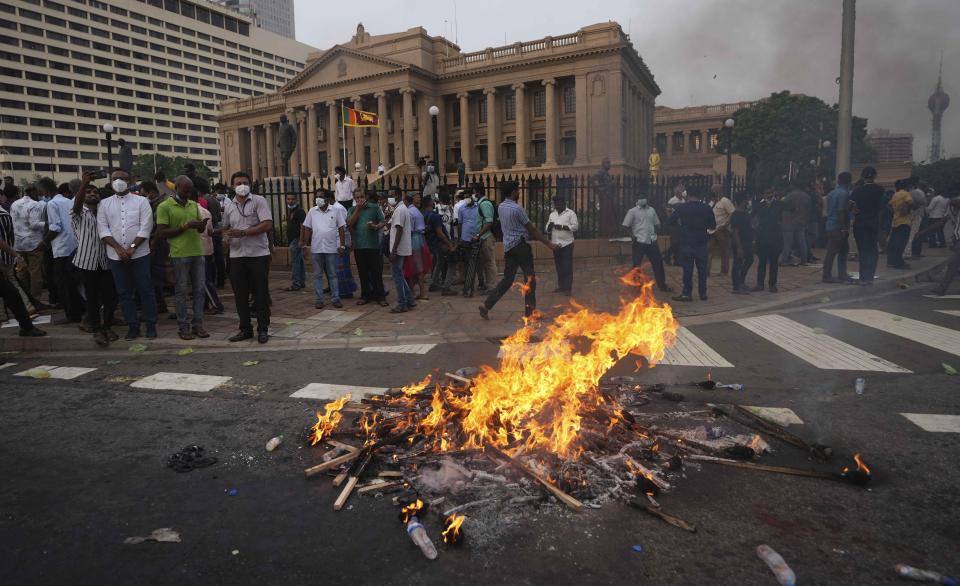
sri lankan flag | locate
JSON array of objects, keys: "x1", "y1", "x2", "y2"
[{"x1": 342, "y1": 105, "x2": 379, "y2": 127}]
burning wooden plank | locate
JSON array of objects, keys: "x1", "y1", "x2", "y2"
[
  {"x1": 484, "y1": 443, "x2": 583, "y2": 512},
  {"x1": 334, "y1": 451, "x2": 374, "y2": 511}
]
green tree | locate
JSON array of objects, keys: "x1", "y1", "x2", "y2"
[
  {"x1": 730, "y1": 91, "x2": 874, "y2": 189},
  {"x1": 131, "y1": 154, "x2": 213, "y2": 183},
  {"x1": 913, "y1": 157, "x2": 960, "y2": 193}
]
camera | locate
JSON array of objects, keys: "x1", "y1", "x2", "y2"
[{"x1": 86, "y1": 168, "x2": 107, "y2": 180}]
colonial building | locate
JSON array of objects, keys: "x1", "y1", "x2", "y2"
[
  {"x1": 217, "y1": 22, "x2": 660, "y2": 182},
  {"x1": 653, "y1": 101, "x2": 751, "y2": 178}
]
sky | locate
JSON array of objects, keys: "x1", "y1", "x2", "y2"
[{"x1": 293, "y1": 0, "x2": 958, "y2": 162}]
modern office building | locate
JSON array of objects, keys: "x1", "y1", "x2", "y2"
[
  {"x1": 0, "y1": 0, "x2": 315, "y2": 182},
  {"x1": 217, "y1": 0, "x2": 295, "y2": 40},
  {"x1": 217, "y1": 22, "x2": 660, "y2": 182}
]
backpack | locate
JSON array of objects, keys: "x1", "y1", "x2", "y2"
[{"x1": 479, "y1": 197, "x2": 502, "y2": 239}]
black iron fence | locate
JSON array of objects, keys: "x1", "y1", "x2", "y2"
[{"x1": 253, "y1": 173, "x2": 748, "y2": 246}]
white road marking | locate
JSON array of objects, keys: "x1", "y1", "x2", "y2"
[
  {"x1": 360, "y1": 344, "x2": 436, "y2": 355},
  {"x1": 823, "y1": 309, "x2": 960, "y2": 357},
  {"x1": 130, "y1": 372, "x2": 231, "y2": 393},
  {"x1": 936, "y1": 310, "x2": 960, "y2": 318},
  {"x1": 742, "y1": 406, "x2": 804, "y2": 426},
  {"x1": 659, "y1": 327, "x2": 734, "y2": 367},
  {"x1": 2, "y1": 315, "x2": 52, "y2": 328},
  {"x1": 0, "y1": 362, "x2": 16, "y2": 370},
  {"x1": 924, "y1": 294, "x2": 960, "y2": 299},
  {"x1": 735, "y1": 314, "x2": 910, "y2": 372},
  {"x1": 14, "y1": 365, "x2": 97, "y2": 379},
  {"x1": 901, "y1": 413, "x2": 960, "y2": 433},
  {"x1": 291, "y1": 382, "x2": 387, "y2": 400}
]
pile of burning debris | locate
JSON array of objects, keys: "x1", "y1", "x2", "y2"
[{"x1": 299, "y1": 278, "x2": 872, "y2": 557}]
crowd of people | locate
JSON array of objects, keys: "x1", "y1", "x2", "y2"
[{"x1": 2, "y1": 164, "x2": 958, "y2": 345}]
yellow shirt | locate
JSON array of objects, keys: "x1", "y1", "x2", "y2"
[{"x1": 890, "y1": 190, "x2": 913, "y2": 228}]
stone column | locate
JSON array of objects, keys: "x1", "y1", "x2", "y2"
[
  {"x1": 286, "y1": 109, "x2": 300, "y2": 177},
  {"x1": 351, "y1": 96, "x2": 364, "y2": 172},
  {"x1": 264, "y1": 123, "x2": 275, "y2": 177},
  {"x1": 574, "y1": 74, "x2": 588, "y2": 166},
  {"x1": 327, "y1": 101, "x2": 339, "y2": 170},
  {"x1": 375, "y1": 91, "x2": 388, "y2": 170},
  {"x1": 297, "y1": 111, "x2": 308, "y2": 176},
  {"x1": 457, "y1": 92, "x2": 471, "y2": 171},
  {"x1": 436, "y1": 97, "x2": 448, "y2": 175},
  {"x1": 607, "y1": 71, "x2": 625, "y2": 166},
  {"x1": 512, "y1": 83, "x2": 527, "y2": 169},
  {"x1": 306, "y1": 104, "x2": 319, "y2": 176},
  {"x1": 542, "y1": 78, "x2": 557, "y2": 167},
  {"x1": 401, "y1": 88, "x2": 415, "y2": 166},
  {"x1": 248, "y1": 126, "x2": 259, "y2": 180},
  {"x1": 483, "y1": 87, "x2": 498, "y2": 171}
]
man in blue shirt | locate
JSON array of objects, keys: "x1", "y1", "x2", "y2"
[
  {"x1": 44, "y1": 179, "x2": 84, "y2": 322},
  {"x1": 479, "y1": 181, "x2": 557, "y2": 320},
  {"x1": 822, "y1": 172, "x2": 852, "y2": 283},
  {"x1": 669, "y1": 188, "x2": 716, "y2": 302}
]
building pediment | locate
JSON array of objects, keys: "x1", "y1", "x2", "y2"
[{"x1": 281, "y1": 46, "x2": 408, "y2": 92}]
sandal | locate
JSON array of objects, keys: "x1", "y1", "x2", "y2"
[
  {"x1": 356, "y1": 299, "x2": 370, "y2": 306},
  {"x1": 378, "y1": 300, "x2": 390, "y2": 307},
  {"x1": 389, "y1": 306, "x2": 408, "y2": 314}
]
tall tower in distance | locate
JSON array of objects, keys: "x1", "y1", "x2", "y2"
[{"x1": 928, "y1": 54, "x2": 950, "y2": 162}]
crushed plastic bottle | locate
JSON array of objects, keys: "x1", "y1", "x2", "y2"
[
  {"x1": 757, "y1": 544, "x2": 796, "y2": 586},
  {"x1": 406, "y1": 516, "x2": 438, "y2": 560},
  {"x1": 265, "y1": 436, "x2": 283, "y2": 451},
  {"x1": 855, "y1": 377, "x2": 866, "y2": 395},
  {"x1": 894, "y1": 564, "x2": 957, "y2": 585},
  {"x1": 716, "y1": 383, "x2": 745, "y2": 391}
]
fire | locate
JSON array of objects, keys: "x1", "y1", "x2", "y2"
[
  {"x1": 306, "y1": 393, "x2": 351, "y2": 446},
  {"x1": 401, "y1": 374, "x2": 432, "y2": 396},
  {"x1": 400, "y1": 499, "x2": 424, "y2": 524},
  {"x1": 456, "y1": 276, "x2": 677, "y2": 458},
  {"x1": 441, "y1": 513, "x2": 465, "y2": 544},
  {"x1": 747, "y1": 434, "x2": 762, "y2": 452},
  {"x1": 852, "y1": 452, "x2": 870, "y2": 475}
]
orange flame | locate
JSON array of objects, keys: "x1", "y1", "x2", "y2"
[
  {"x1": 401, "y1": 374, "x2": 432, "y2": 396},
  {"x1": 400, "y1": 499, "x2": 424, "y2": 524},
  {"x1": 747, "y1": 434, "x2": 762, "y2": 452},
  {"x1": 306, "y1": 393, "x2": 351, "y2": 445},
  {"x1": 457, "y1": 278, "x2": 677, "y2": 458},
  {"x1": 853, "y1": 453, "x2": 870, "y2": 475},
  {"x1": 442, "y1": 513, "x2": 465, "y2": 544}
]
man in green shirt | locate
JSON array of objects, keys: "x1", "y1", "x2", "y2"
[
  {"x1": 347, "y1": 190, "x2": 388, "y2": 305},
  {"x1": 156, "y1": 176, "x2": 209, "y2": 340}
]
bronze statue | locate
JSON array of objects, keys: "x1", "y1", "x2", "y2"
[
  {"x1": 648, "y1": 148, "x2": 661, "y2": 181},
  {"x1": 277, "y1": 114, "x2": 298, "y2": 176},
  {"x1": 594, "y1": 158, "x2": 616, "y2": 237}
]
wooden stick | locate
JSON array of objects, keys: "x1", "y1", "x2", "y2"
[
  {"x1": 484, "y1": 442, "x2": 583, "y2": 512},
  {"x1": 334, "y1": 451, "x2": 374, "y2": 511},
  {"x1": 689, "y1": 455, "x2": 843, "y2": 481},
  {"x1": 731, "y1": 405, "x2": 833, "y2": 460},
  {"x1": 305, "y1": 449, "x2": 362, "y2": 477},
  {"x1": 327, "y1": 440, "x2": 359, "y2": 452},
  {"x1": 332, "y1": 471, "x2": 348, "y2": 486},
  {"x1": 629, "y1": 500, "x2": 697, "y2": 533},
  {"x1": 378, "y1": 470, "x2": 404, "y2": 478},
  {"x1": 443, "y1": 372, "x2": 472, "y2": 386},
  {"x1": 357, "y1": 480, "x2": 404, "y2": 494}
]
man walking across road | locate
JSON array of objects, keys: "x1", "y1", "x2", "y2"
[
  {"x1": 221, "y1": 171, "x2": 273, "y2": 343},
  {"x1": 546, "y1": 195, "x2": 578, "y2": 295},
  {"x1": 156, "y1": 176, "x2": 210, "y2": 340},
  {"x1": 301, "y1": 190, "x2": 345, "y2": 310},
  {"x1": 823, "y1": 172, "x2": 852, "y2": 283},
  {"x1": 284, "y1": 193, "x2": 306, "y2": 291},
  {"x1": 669, "y1": 188, "x2": 716, "y2": 302},
  {"x1": 622, "y1": 197, "x2": 673, "y2": 292},
  {"x1": 849, "y1": 166, "x2": 884, "y2": 286},
  {"x1": 478, "y1": 181, "x2": 557, "y2": 320}
]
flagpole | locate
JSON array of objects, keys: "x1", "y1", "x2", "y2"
[{"x1": 339, "y1": 99, "x2": 347, "y2": 169}]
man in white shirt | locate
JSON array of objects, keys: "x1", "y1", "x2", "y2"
[
  {"x1": 388, "y1": 192, "x2": 414, "y2": 313},
  {"x1": 333, "y1": 166, "x2": 356, "y2": 210},
  {"x1": 708, "y1": 184, "x2": 735, "y2": 276},
  {"x1": 546, "y1": 195, "x2": 578, "y2": 295},
  {"x1": 96, "y1": 168, "x2": 158, "y2": 340},
  {"x1": 44, "y1": 178, "x2": 83, "y2": 321},
  {"x1": 622, "y1": 197, "x2": 673, "y2": 292},
  {"x1": 301, "y1": 190, "x2": 346, "y2": 309},
  {"x1": 10, "y1": 180, "x2": 47, "y2": 303},
  {"x1": 377, "y1": 162, "x2": 385, "y2": 177},
  {"x1": 925, "y1": 188, "x2": 949, "y2": 248}
]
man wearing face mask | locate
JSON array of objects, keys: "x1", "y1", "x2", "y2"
[
  {"x1": 422, "y1": 162, "x2": 439, "y2": 199},
  {"x1": 302, "y1": 190, "x2": 346, "y2": 309},
  {"x1": 622, "y1": 197, "x2": 672, "y2": 292},
  {"x1": 221, "y1": 171, "x2": 273, "y2": 343},
  {"x1": 96, "y1": 169, "x2": 158, "y2": 340},
  {"x1": 156, "y1": 176, "x2": 209, "y2": 341},
  {"x1": 284, "y1": 194, "x2": 306, "y2": 292},
  {"x1": 71, "y1": 173, "x2": 116, "y2": 346},
  {"x1": 333, "y1": 166, "x2": 356, "y2": 211}
]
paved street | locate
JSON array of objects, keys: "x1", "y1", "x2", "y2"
[{"x1": 2, "y1": 274, "x2": 959, "y2": 584}]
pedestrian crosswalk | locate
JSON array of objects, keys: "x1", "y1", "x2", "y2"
[
  {"x1": 936, "y1": 310, "x2": 960, "y2": 318},
  {"x1": 822, "y1": 309, "x2": 960, "y2": 357},
  {"x1": 14, "y1": 365, "x2": 98, "y2": 379},
  {"x1": 901, "y1": 413, "x2": 960, "y2": 433},
  {"x1": 734, "y1": 314, "x2": 910, "y2": 372},
  {"x1": 659, "y1": 327, "x2": 734, "y2": 368},
  {"x1": 360, "y1": 344, "x2": 436, "y2": 355}
]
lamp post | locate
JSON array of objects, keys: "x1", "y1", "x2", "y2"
[
  {"x1": 724, "y1": 118, "x2": 735, "y2": 197},
  {"x1": 428, "y1": 105, "x2": 440, "y2": 172},
  {"x1": 102, "y1": 123, "x2": 114, "y2": 174}
]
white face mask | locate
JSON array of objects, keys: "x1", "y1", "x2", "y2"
[
  {"x1": 387, "y1": 197, "x2": 397, "y2": 206},
  {"x1": 234, "y1": 184, "x2": 250, "y2": 197},
  {"x1": 111, "y1": 179, "x2": 128, "y2": 194},
  {"x1": 317, "y1": 199, "x2": 328, "y2": 209},
  {"x1": 637, "y1": 199, "x2": 648, "y2": 208}
]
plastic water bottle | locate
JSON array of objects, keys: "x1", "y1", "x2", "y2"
[
  {"x1": 855, "y1": 377, "x2": 866, "y2": 395},
  {"x1": 718, "y1": 383, "x2": 745, "y2": 391},
  {"x1": 265, "y1": 436, "x2": 283, "y2": 451},
  {"x1": 406, "y1": 516, "x2": 438, "y2": 560},
  {"x1": 757, "y1": 545, "x2": 796, "y2": 586},
  {"x1": 895, "y1": 564, "x2": 957, "y2": 585}
]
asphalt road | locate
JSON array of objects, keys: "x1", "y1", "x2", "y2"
[{"x1": 1, "y1": 287, "x2": 958, "y2": 585}]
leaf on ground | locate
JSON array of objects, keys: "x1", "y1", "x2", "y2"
[
  {"x1": 105, "y1": 360, "x2": 121, "y2": 365},
  {"x1": 943, "y1": 363, "x2": 957, "y2": 376},
  {"x1": 892, "y1": 316, "x2": 903, "y2": 321},
  {"x1": 242, "y1": 360, "x2": 259, "y2": 367},
  {"x1": 285, "y1": 321, "x2": 295, "y2": 326},
  {"x1": 26, "y1": 368, "x2": 50, "y2": 379},
  {"x1": 177, "y1": 347, "x2": 194, "y2": 356},
  {"x1": 811, "y1": 327, "x2": 826, "y2": 335},
  {"x1": 354, "y1": 328, "x2": 363, "y2": 336},
  {"x1": 819, "y1": 296, "x2": 831, "y2": 304},
  {"x1": 128, "y1": 343, "x2": 147, "y2": 352}
]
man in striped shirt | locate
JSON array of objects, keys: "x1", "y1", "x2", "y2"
[
  {"x1": 0, "y1": 205, "x2": 45, "y2": 336},
  {"x1": 72, "y1": 174, "x2": 118, "y2": 346},
  {"x1": 478, "y1": 181, "x2": 557, "y2": 320}
]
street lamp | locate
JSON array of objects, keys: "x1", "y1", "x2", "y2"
[
  {"x1": 724, "y1": 118, "x2": 735, "y2": 197},
  {"x1": 428, "y1": 105, "x2": 440, "y2": 172},
  {"x1": 102, "y1": 123, "x2": 114, "y2": 174}
]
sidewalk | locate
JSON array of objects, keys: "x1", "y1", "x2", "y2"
[{"x1": 2, "y1": 246, "x2": 951, "y2": 354}]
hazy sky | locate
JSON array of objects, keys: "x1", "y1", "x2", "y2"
[{"x1": 294, "y1": 0, "x2": 958, "y2": 161}]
